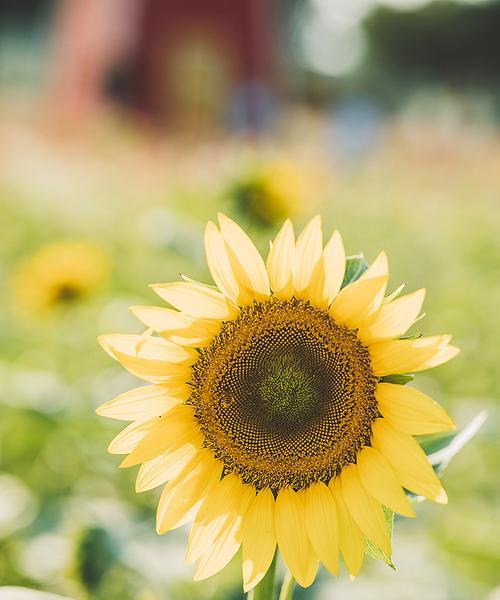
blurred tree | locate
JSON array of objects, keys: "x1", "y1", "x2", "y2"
[
  {"x1": 364, "y1": 0, "x2": 500, "y2": 85},
  {"x1": 72, "y1": 527, "x2": 117, "y2": 594},
  {"x1": 0, "y1": 0, "x2": 54, "y2": 91}
]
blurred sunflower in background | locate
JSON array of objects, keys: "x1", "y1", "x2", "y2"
[
  {"x1": 227, "y1": 161, "x2": 317, "y2": 227},
  {"x1": 97, "y1": 215, "x2": 459, "y2": 594},
  {"x1": 12, "y1": 241, "x2": 109, "y2": 315}
]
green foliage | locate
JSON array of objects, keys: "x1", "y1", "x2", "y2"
[
  {"x1": 379, "y1": 374, "x2": 414, "y2": 385},
  {"x1": 419, "y1": 412, "x2": 487, "y2": 474},
  {"x1": 399, "y1": 332, "x2": 423, "y2": 340},
  {"x1": 364, "y1": 1, "x2": 500, "y2": 87},
  {"x1": 73, "y1": 527, "x2": 118, "y2": 591},
  {"x1": 341, "y1": 254, "x2": 368, "y2": 288}
]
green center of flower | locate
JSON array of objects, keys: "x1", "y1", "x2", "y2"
[
  {"x1": 190, "y1": 298, "x2": 378, "y2": 492},
  {"x1": 256, "y1": 352, "x2": 317, "y2": 425},
  {"x1": 55, "y1": 283, "x2": 81, "y2": 303}
]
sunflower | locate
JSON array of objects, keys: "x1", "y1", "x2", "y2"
[
  {"x1": 97, "y1": 215, "x2": 458, "y2": 591},
  {"x1": 13, "y1": 241, "x2": 108, "y2": 314},
  {"x1": 229, "y1": 161, "x2": 309, "y2": 227}
]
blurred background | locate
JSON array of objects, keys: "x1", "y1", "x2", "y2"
[{"x1": 1, "y1": 0, "x2": 499, "y2": 598}]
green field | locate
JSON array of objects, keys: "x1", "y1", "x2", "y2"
[{"x1": 1, "y1": 118, "x2": 498, "y2": 600}]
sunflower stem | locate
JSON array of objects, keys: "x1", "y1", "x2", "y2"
[
  {"x1": 248, "y1": 551, "x2": 278, "y2": 600},
  {"x1": 278, "y1": 569, "x2": 295, "y2": 600}
]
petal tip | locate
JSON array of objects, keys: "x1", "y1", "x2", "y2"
[
  {"x1": 243, "y1": 578, "x2": 260, "y2": 594},
  {"x1": 204, "y1": 220, "x2": 218, "y2": 236},
  {"x1": 119, "y1": 455, "x2": 137, "y2": 469},
  {"x1": 217, "y1": 212, "x2": 232, "y2": 225},
  {"x1": 97, "y1": 334, "x2": 109, "y2": 348},
  {"x1": 98, "y1": 335, "x2": 117, "y2": 359},
  {"x1": 435, "y1": 488, "x2": 448, "y2": 504}
]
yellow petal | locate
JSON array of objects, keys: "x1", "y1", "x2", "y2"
[
  {"x1": 112, "y1": 352, "x2": 191, "y2": 384},
  {"x1": 242, "y1": 488, "x2": 277, "y2": 592},
  {"x1": 195, "y1": 483, "x2": 255, "y2": 581},
  {"x1": 321, "y1": 230, "x2": 346, "y2": 306},
  {"x1": 340, "y1": 464, "x2": 392, "y2": 556},
  {"x1": 157, "y1": 449, "x2": 223, "y2": 534},
  {"x1": 266, "y1": 219, "x2": 295, "y2": 300},
  {"x1": 120, "y1": 405, "x2": 202, "y2": 467},
  {"x1": 130, "y1": 305, "x2": 191, "y2": 331},
  {"x1": 297, "y1": 492, "x2": 320, "y2": 588},
  {"x1": 369, "y1": 335, "x2": 459, "y2": 376},
  {"x1": 424, "y1": 344, "x2": 460, "y2": 369},
  {"x1": 307, "y1": 230, "x2": 346, "y2": 309},
  {"x1": 304, "y1": 482, "x2": 339, "y2": 576},
  {"x1": 130, "y1": 306, "x2": 218, "y2": 347},
  {"x1": 204, "y1": 220, "x2": 243, "y2": 304},
  {"x1": 329, "y1": 477, "x2": 364, "y2": 577},
  {"x1": 98, "y1": 334, "x2": 196, "y2": 383},
  {"x1": 305, "y1": 259, "x2": 326, "y2": 309},
  {"x1": 358, "y1": 289, "x2": 426, "y2": 344},
  {"x1": 136, "y1": 443, "x2": 199, "y2": 492},
  {"x1": 187, "y1": 473, "x2": 247, "y2": 565},
  {"x1": 99, "y1": 333, "x2": 196, "y2": 364},
  {"x1": 294, "y1": 216, "x2": 323, "y2": 299},
  {"x1": 361, "y1": 251, "x2": 389, "y2": 279},
  {"x1": 275, "y1": 487, "x2": 318, "y2": 588},
  {"x1": 329, "y1": 275, "x2": 388, "y2": 329},
  {"x1": 163, "y1": 321, "x2": 219, "y2": 348},
  {"x1": 371, "y1": 418, "x2": 447, "y2": 503},
  {"x1": 357, "y1": 446, "x2": 415, "y2": 518},
  {"x1": 359, "y1": 251, "x2": 389, "y2": 311},
  {"x1": 107, "y1": 417, "x2": 158, "y2": 454},
  {"x1": 218, "y1": 213, "x2": 270, "y2": 300},
  {"x1": 96, "y1": 384, "x2": 187, "y2": 421},
  {"x1": 151, "y1": 281, "x2": 239, "y2": 320},
  {"x1": 172, "y1": 501, "x2": 203, "y2": 533},
  {"x1": 376, "y1": 382, "x2": 455, "y2": 435}
]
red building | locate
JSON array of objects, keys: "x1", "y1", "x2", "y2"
[{"x1": 50, "y1": 0, "x2": 277, "y2": 131}]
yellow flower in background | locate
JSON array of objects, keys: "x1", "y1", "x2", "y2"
[
  {"x1": 13, "y1": 241, "x2": 108, "y2": 314},
  {"x1": 229, "y1": 161, "x2": 313, "y2": 227},
  {"x1": 97, "y1": 215, "x2": 458, "y2": 591}
]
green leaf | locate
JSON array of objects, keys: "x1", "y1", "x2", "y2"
[
  {"x1": 73, "y1": 527, "x2": 117, "y2": 591},
  {"x1": 399, "y1": 332, "x2": 423, "y2": 340},
  {"x1": 419, "y1": 411, "x2": 487, "y2": 474},
  {"x1": 364, "y1": 506, "x2": 396, "y2": 569},
  {"x1": 380, "y1": 373, "x2": 415, "y2": 385},
  {"x1": 278, "y1": 569, "x2": 295, "y2": 600},
  {"x1": 405, "y1": 413, "x2": 485, "y2": 502},
  {"x1": 341, "y1": 254, "x2": 368, "y2": 288},
  {"x1": 417, "y1": 431, "x2": 457, "y2": 456}
]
